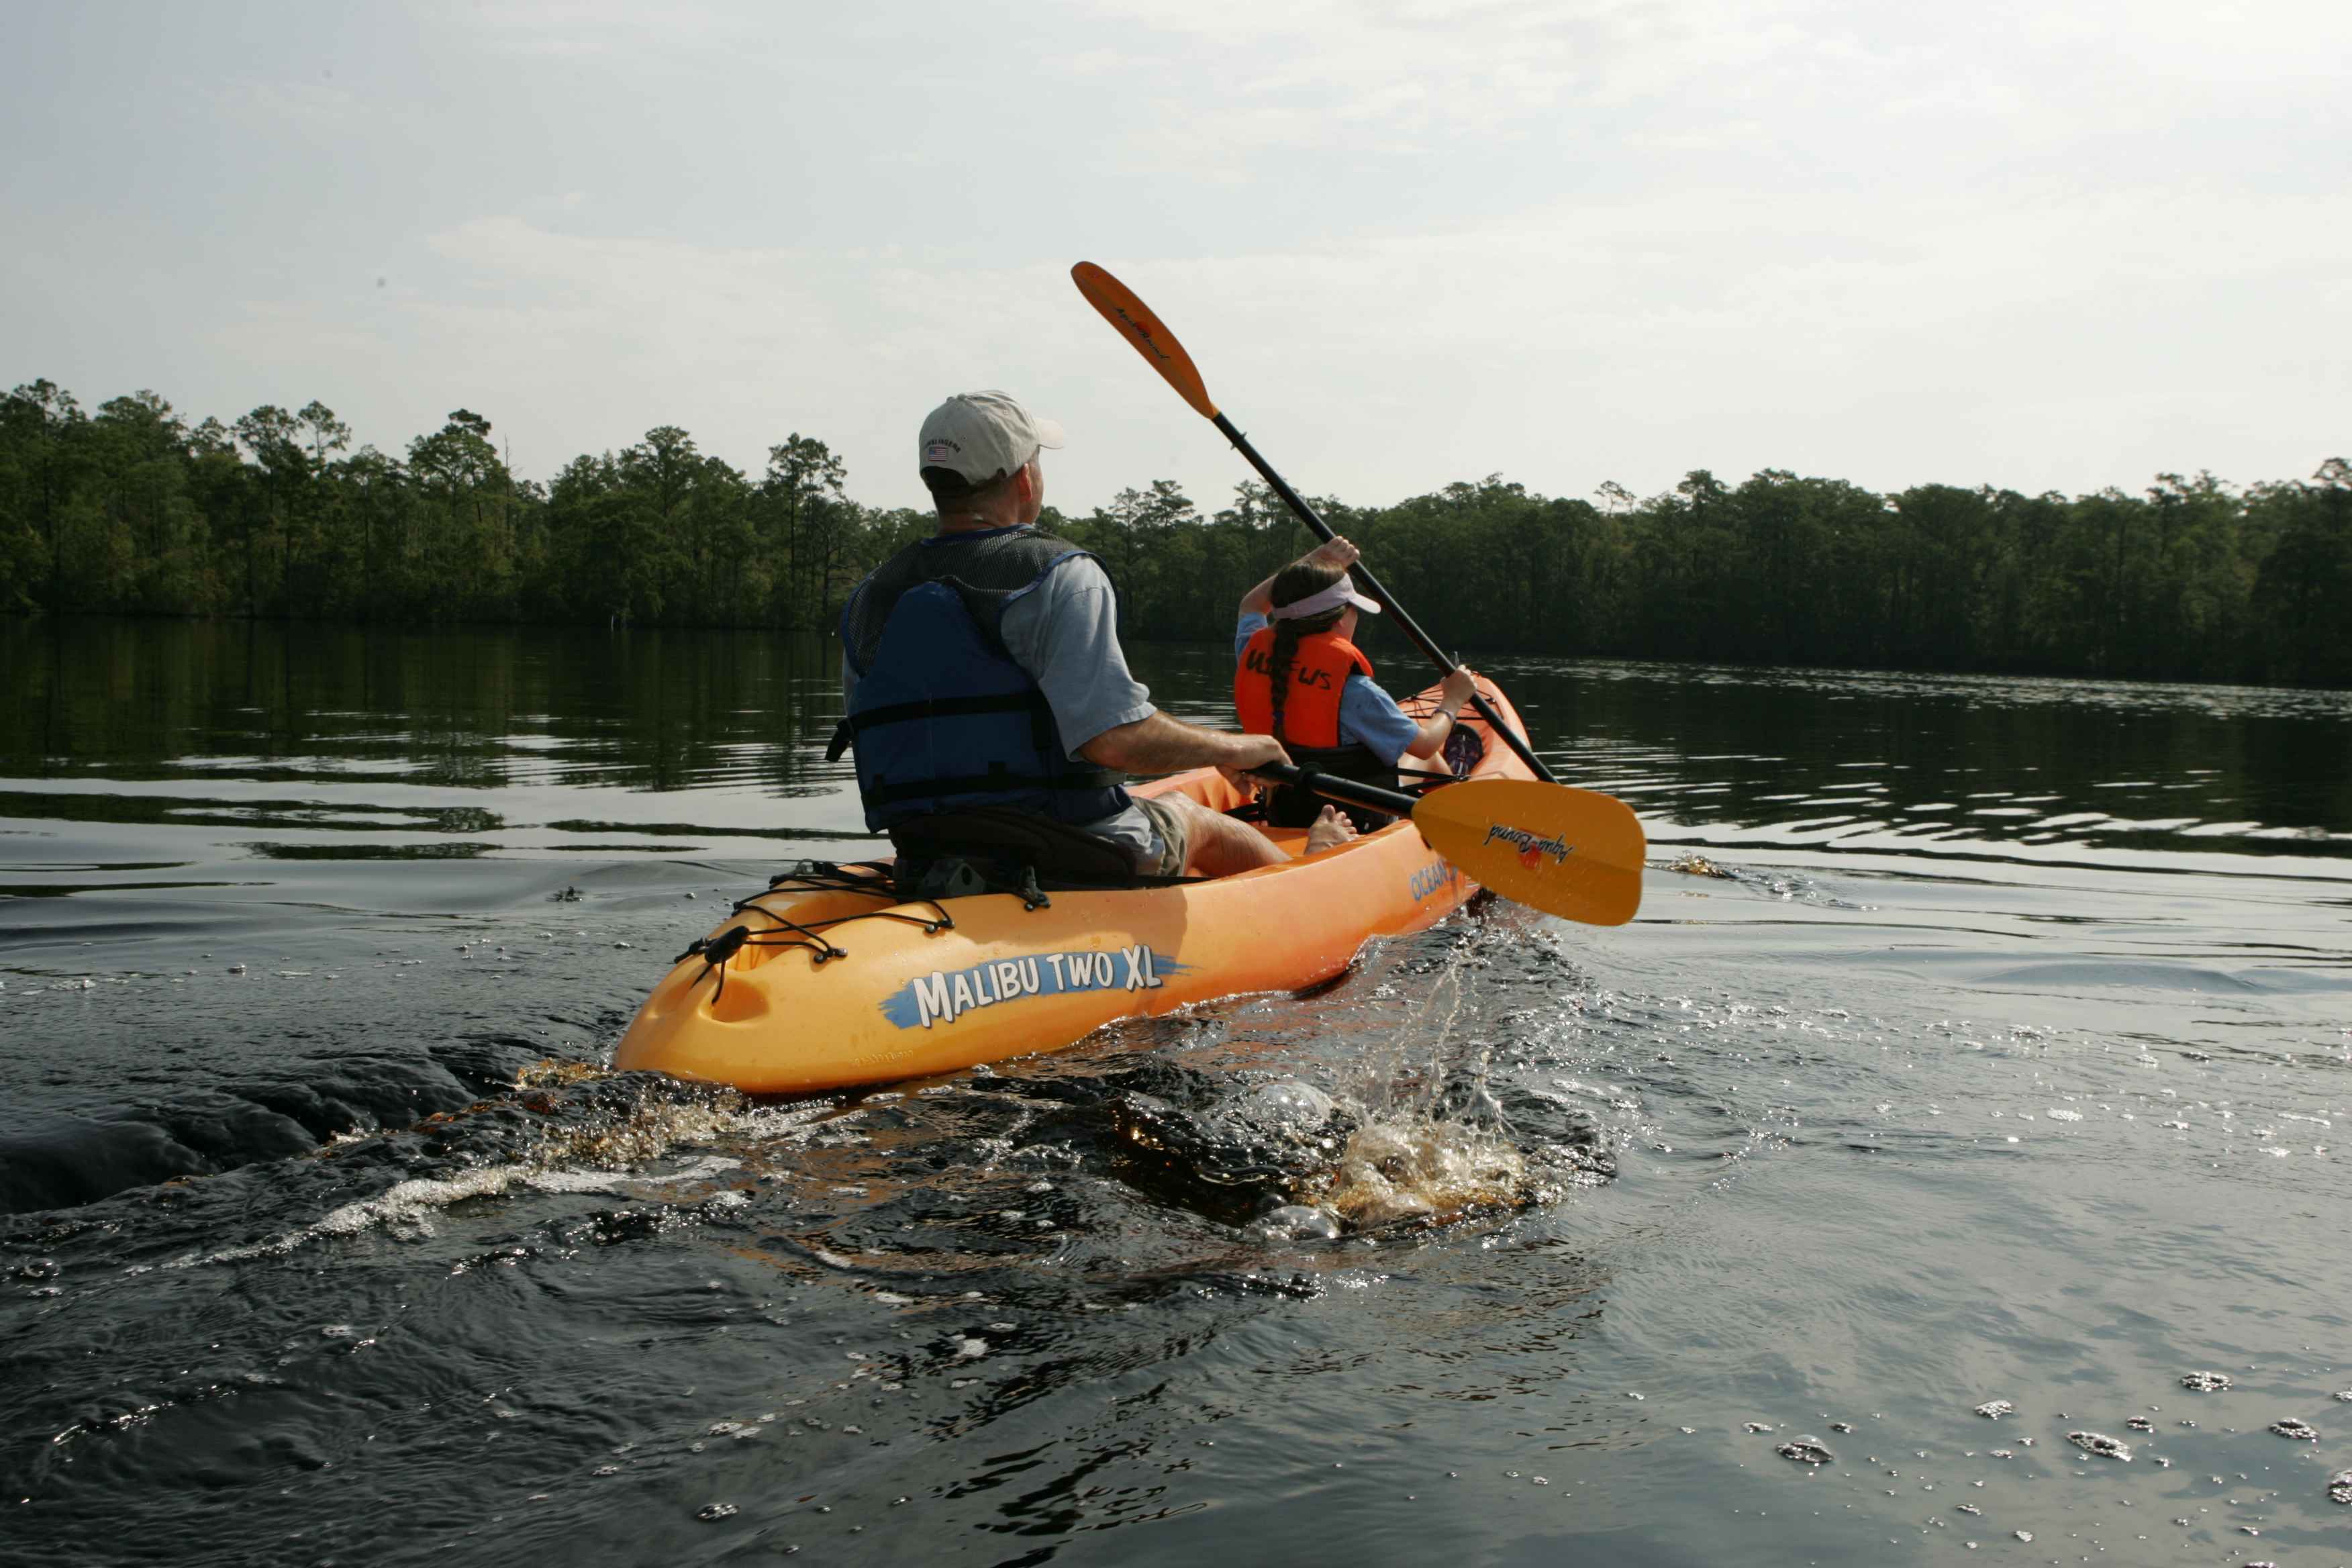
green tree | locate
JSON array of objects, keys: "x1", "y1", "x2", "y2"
[
  {"x1": 3, "y1": 371, "x2": 2347, "y2": 689},
  {"x1": 407, "y1": 409, "x2": 516, "y2": 617},
  {"x1": 230, "y1": 404, "x2": 306, "y2": 614},
  {"x1": 90, "y1": 391, "x2": 209, "y2": 611},
  {"x1": 760, "y1": 434, "x2": 847, "y2": 627},
  {"x1": 2251, "y1": 458, "x2": 2352, "y2": 685},
  {"x1": 1, "y1": 380, "x2": 89, "y2": 608}
]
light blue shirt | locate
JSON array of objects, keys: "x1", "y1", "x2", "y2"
[{"x1": 1234, "y1": 611, "x2": 1422, "y2": 766}]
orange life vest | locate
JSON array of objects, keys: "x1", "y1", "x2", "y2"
[{"x1": 1234, "y1": 626, "x2": 1376, "y2": 747}]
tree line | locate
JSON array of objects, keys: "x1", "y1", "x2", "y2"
[{"x1": 3, "y1": 378, "x2": 2347, "y2": 686}]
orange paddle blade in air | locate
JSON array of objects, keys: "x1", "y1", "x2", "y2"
[
  {"x1": 1411, "y1": 779, "x2": 1647, "y2": 927},
  {"x1": 1071, "y1": 261, "x2": 1220, "y2": 420}
]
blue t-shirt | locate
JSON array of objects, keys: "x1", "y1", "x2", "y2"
[{"x1": 1234, "y1": 611, "x2": 1422, "y2": 766}]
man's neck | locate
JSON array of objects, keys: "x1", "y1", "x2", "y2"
[{"x1": 934, "y1": 509, "x2": 1031, "y2": 536}]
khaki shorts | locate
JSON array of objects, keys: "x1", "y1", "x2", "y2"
[{"x1": 1131, "y1": 794, "x2": 1193, "y2": 878}]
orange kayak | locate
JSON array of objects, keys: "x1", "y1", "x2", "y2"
[{"x1": 613, "y1": 677, "x2": 1535, "y2": 1093}]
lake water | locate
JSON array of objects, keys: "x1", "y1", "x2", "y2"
[{"x1": 5, "y1": 617, "x2": 2351, "y2": 1566}]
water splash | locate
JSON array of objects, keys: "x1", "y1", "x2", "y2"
[
  {"x1": 1320, "y1": 1118, "x2": 1535, "y2": 1229},
  {"x1": 1112, "y1": 1065, "x2": 1607, "y2": 1236},
  {"x1": 2067, "y1": 1430, "x2": 2132, "y2": 1460},
  {"x1": 162, "y1": 1073, "x2": 833, "y2": 1267}
]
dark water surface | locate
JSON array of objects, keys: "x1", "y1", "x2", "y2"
[{"x1": 5, "y1": 618, "x2": 2351, "y2": 1566}]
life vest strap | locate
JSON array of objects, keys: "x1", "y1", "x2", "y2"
[
  {"x1": 842, "y1": 691, "x2": 1050, "y2": 733},
  {"x1": 828, "y1": 691, "x2": 1063, "y2": 763},
  {"x1": 863, "y1": 765, "x2": 1123, "y2": 808}
]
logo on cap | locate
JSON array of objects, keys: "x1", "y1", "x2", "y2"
[{"x1": 924, "y1": 440, "x2": 959, "y2": 462}]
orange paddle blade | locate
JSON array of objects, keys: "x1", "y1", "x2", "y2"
[
  {"x1": 1071, "y1": 261, "x2": 1219, "y2": 420},
  {"x1": 1411, "y1": 779, "x2": 1647, "y2": 927}
]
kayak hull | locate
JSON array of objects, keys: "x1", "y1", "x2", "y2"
[{"x1": 614, "y1": 679, "x2": 1534, "y2": 1094}]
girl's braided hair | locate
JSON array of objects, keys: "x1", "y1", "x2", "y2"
[{"x1": 1264, "y1": 560, "x2": 1346, "y2": 741}]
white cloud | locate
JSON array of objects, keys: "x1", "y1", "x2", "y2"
[
  {"x1": 213, "y1": 79, "x2": 364, "y2": 128},
  {"x1": 348, "y1": 162, "x2": 2346, "y2": 513},
  {"x1": 5, "y1": 0, "x2": 2347, "y2": 512}
]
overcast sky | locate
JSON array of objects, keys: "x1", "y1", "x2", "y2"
[{"x1": 5, "y1": 1, "x2": 2345, "y2": 516}]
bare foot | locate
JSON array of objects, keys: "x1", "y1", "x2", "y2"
[{"x1": 1304, "y1": 804, "x2": 1359, "y2": 854}]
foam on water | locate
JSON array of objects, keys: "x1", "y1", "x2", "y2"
[
  {"x1": 1254, "y1": 1204, "x2": 1343, "y2": 1241},
  {"x1": 2067, "y1": 1430, "x2": 2133, "y2": 1460},
  {"x1": 162, "y1": 1075, "x2": 838, "y2": 1268},
  {"x1": 1113, "y1": 1068, "x2": 1602, "y2": 1236},
  {"x1": 1207, "y1": 919, "x2": 1623, "y2": 1232},
  {"x1": 1322, "y1": 1118, "x2": 1536, "y2": 1229}
]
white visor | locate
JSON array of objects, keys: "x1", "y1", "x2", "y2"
[{"x1": 1266, "y1": 573, "x2": 1383, "y2": 622}]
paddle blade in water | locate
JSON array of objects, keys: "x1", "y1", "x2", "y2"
[
  {"x1": 1412, "y1": 779, "x2": 1646, "y2": 926},
  {"x1": 1071, "y1": 262, "x2": 1220, "y2": 420}
]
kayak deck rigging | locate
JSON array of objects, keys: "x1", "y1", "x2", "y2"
[{"x1": 672, "y1": 863, "x2": 952, "y2": 1001}]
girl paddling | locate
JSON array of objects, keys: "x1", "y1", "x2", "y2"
[{"x1": 1234, "y1": 538, "x2": 1480, "y2": 831}]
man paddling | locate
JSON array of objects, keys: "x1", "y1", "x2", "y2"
[{"x1": 834, "y1": 390, "x2": 1356, "y2": 885}]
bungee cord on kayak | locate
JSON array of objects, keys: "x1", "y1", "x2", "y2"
[{"x1": 672, "y1": 865, "x2": 951, "y2": 1005}]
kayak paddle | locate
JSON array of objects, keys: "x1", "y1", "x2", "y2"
[
  {"x1": 1254, "y1": 765, "x2": 1644, "y2": 926},
  {"x1": 1071, "y1": 260, "x2": 1559, "y2": 786}
]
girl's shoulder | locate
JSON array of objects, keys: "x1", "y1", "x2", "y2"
[{"x1": 1340, "y1": 671, "x2": 1406, "y2": 710}]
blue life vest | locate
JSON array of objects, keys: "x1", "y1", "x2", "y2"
[{"x1": 836, "y1": 528, "x2": 1130, "y2": 832}]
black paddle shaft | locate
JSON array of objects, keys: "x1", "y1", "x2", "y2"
[
  {"x1": 1250, "y1": 762, "x2": 1418, "y2": 819},
  {"x1": 1210, "y1": 412, "x2": 1557, "y2": 784}
]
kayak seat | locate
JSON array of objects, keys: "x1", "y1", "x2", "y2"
[
  {"x1": 889, "y1": 807, "x2": 1196, "y2": 901},
  {"x1": 1441, "y1": 722, "x2": 1485, "y2": 777}
]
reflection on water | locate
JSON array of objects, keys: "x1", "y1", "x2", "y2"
[
  {"x1": 8, "y1": 618, "x2": 2346, "y2": 879},
  {"x1": 1503, "y1": 656, "x2": 2352, "y2": 869},
  {"x1": 4, "y1": 618, "x2": 2351, "y2": 1565},
  {"x1": 3, "y1": 618, "x2": 848, "y2": 791}
]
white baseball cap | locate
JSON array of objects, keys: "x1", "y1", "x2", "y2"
[{"x1": 917, "y1": 391, "x2": 1066, "y2": 488}]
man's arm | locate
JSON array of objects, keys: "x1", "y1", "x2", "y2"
[
  {"x1": 1005, "y1": 556, "x2": 1289, "y2": 785},
  {"x1": 1080, "y1": 711, "x2": 1287, "y2": 783}
]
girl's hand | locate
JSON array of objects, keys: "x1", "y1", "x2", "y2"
[{"x1": 1305, "y1": 536, "x2": 1359, "y2": 571}]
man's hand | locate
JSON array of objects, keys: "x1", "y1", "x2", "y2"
[
  {"x1": 1439, "y1": 666, "x2": 1480, "y2": 712},
  {"x1": 1216, "y1": 732, "x2": 1290, "y2": 792}
]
